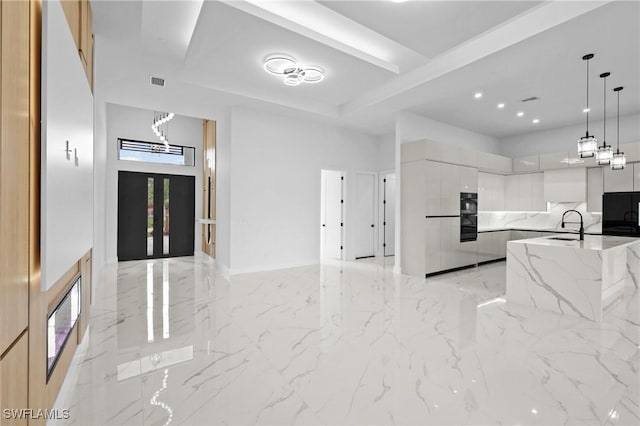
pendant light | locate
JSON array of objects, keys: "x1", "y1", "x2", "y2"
[
  {"x1": 578, "y1": 54, "x2": 597, "y2": 158},
  {"x1": 596, "y1": 72, "x2": 613, "y2": 165},
  {"x1": 611, "y1": 86, "x2": 626, "y2": 170}
]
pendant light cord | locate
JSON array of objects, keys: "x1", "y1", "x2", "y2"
[
  {"x1": 603, "y1": 75, "x2": 606, "y2": 144},
  {"x1": 616, "y1": 89, "x2": 620, "y2": 153},
  {"x1": 586, "y1": 59, "x2": 590, "y2": 134}
]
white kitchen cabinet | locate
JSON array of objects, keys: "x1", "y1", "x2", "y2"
[
  {"x1": 477, "y1": 231, "x2": 510, "y2": 263},
  {"x1": 478, "y1": 172, "x2": 489, "y2": 211},
  {"x1": 544, "y1": 168, "x2": 587, "y2": 202},
  {"x1": 635, "y1": 162, "x2": 640, "y2": 191},
  {"x1": 477, "y1": 232, "x2": 493, "y2": 263},
  {"x1": 459, "y1": 240, "x2": 477, "y2": 268},
  {"x1": 425, "y1": 218, "x2": 441, "y2": 275},
  {"x1": 518, "y1": 173, "x2": 533, "y2": 211},
  {"x1": 513, "y1": 155, "x2": 539, "y2": 172},
  {"x1": 460, "y1": 149, "x2": 477, "y2": 167},
  {"x1": 426, "y1": 217, "x2": 475, "y2": 274},
  {"x1": 539, "y1": 151, "x2": 569, "y2": 170},
  {"x1": 440, "y1": 163, "x2": 461, "y2": 215},
  {"x1": 587, "y1": 167, "x2": 604, "y2": 212},
  {"x1": 401, "y1": 161, "x2": 426, "y2": 277},
  {"x1": 460, "y1": 166, "x2": 478, "y2": 193},
  {"x1": 621, "y1": 143, "x2": 640, "y2": 163},
  {"x1": 604, "y1": 165, "x2": 633, "y2": 192},
  {"x1": 424, "y1": 160, "x2": 441, "y2": 216},
  {"x1": 531, "y1": 172, "x2": 546, "y2": 211},
  {"x1": 477, "y1": 151, "x2": 512, "y2": 173},
  {"x1": 505, "y1": 175, "x2": 519, "y2": 211},
  {"x1": 441, "y1": 144, "x2": 461, "y2": 165},
  {"x1": 440, "y1": 217, "x2": 459, "y2": 271},
  {"x1": 478, "y1": 172, "x2": 505, "y2": 211},
  {"x1": 510, "y1": 230, "x2": 528, "y2": 241}
]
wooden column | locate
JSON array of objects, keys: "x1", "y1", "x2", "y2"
[{"x1": 202, "y1": 120, "x2": 217, "y2": 257}]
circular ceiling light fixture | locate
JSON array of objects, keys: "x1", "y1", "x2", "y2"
[
  {"x1": 263, "y1": 54, "x2": 325, "y2": 86},
  {"x1": 474, "y1": 92, "x2": 483, "y2": 99},
  {"x1": 517, "y1": 111, "x2": 524, "y2": 117},
  {"x1": 532, "y1": 118, "x2": 540, "y2": 124},
  {"x1": 497, "y1": 103, "x2": 505, "y2": 109}
]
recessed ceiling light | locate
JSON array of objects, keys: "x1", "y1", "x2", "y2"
[
  {"x1": 391, "y1": 0, "x2": 409, "y2": 3},
  {"x1": 583, "y1": 108, "x2": 590, "y2": 113},
  {"x1": 532, "y1": 118, "x2": 540, "y2": 124},
  {"x1": 474, "y1": 92, "x2": 483, "y2": 99},
  {"x1": 517, "y1": 111, "x2": 524, "y2": 117},
  {"x1": 497, "y1": 103, "x2": 505, "y2": 109}
]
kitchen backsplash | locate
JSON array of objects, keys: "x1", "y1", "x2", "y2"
[{"x1": 478, "y1": 202, "x2": 602, "y2": 232}]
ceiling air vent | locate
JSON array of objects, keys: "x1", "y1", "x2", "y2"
[
  {"x1": 521, "y1": 96, "x2": 539, "y2": 103},
  {"x1": 150, "y1": 76, "x2": 165, "y2": 87}
]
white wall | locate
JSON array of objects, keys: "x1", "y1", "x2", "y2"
[
  {"x1": 499, "y1": 113, "x2": 640, "y2": 157},
  {"x1": 229, "y1": 106, "x2": 380, "y2": 273},
  {"x1": 396, "y1": 111, "x2": 502, "y2": 154},
  {"x1": 378, "y1": 132, "x2": 395, "y2": 171},
  {"x1": 104, "y1": 104, "x2": 203, "y2": 262},
  {"x1": 41, "y1": 0, "x2": 94, "y2": 290}
]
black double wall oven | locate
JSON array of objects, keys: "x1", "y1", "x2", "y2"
[{"x1": 460, "y1": 192, "x2": 478, "y2": 242}]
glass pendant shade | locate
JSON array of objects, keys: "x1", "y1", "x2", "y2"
[
  {"x1": 596, "y1": 144, "x2": 613, "y2": 165},
  {"x1": 611, "y1": 151, "x2": 626, "y2": 170},
  {"x1": 577, "y1": 134, "x2": 597, "y2": 158}
]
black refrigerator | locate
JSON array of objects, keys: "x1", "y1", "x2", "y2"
[{"x1": 602, "y1": 191, "x2": 640, "y2": 237}]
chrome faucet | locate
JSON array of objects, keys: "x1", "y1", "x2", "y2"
[{"x1": 561, "y1": 209, "x2": 585, "y2": 241}]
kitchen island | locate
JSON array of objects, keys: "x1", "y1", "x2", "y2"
[{"x1": 506, "y1": 235, "x2": 640, "y2": 322}]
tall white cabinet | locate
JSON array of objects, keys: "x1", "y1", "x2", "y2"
[{"x1": 401, "y1": 140, "x2": 481, "y2": 277}]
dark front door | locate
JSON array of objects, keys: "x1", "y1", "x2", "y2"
[{"x1": 118, "y1": 171, "x2": 195, "y2": 261}]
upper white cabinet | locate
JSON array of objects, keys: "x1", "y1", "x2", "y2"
[
  {"x1": 531, "y1": 172, "x2": 545, "y2": 211},
  {"x1": 635, "y1": 162, "x2": 640, "y2": 191},
  {"x1": 505, "y1": 175, "x2": 519, "y2": 211},
  {"x1": 586, "y1": 167, "x2": 603, "y2": 212},
  {"x1": 504, "y1": 172, "x2": 545, "y2": 211},
  {"x1": 424, "y1": 160, "x2": 460, "y2": 216},
  {"x1": 460, "y1": 166, "x2": 478, "y2": 193},
  {"x1": 622, "y1": 142, "x2": 640, "y2": 163},
  {"x1": 604, "y1": 165, "x2": 633, "y2": 192},
  {"x1": 539, "y1": 152, "x2": 568, "y2": 170},
  {"x1": 477, "y1": 151, "x2": 512, "y2": 173},
  {"x1": 513, "y1": 155, "x2": 539, "y2": 172},
  {"x1": 544, "y1": 168, "x2": 587, "y2": 202},
  {"x1": 440, "y1": 163, "x2": 461, "y2": 215},
  {"x1": 460, "y1": 149, "x2": 478, "y2": 167},
  {"x1": 478, "y1": 172, "x2": 505, "y2": 211}
]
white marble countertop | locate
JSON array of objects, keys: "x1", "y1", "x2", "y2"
[
  {"x1": 478, "y1": 225, "x2": 602, "y2": 235},
  {"x1": 508, "y1": 234, "x2": 640, "y2": 251}
]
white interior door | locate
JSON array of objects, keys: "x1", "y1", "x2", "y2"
[
  {"x1": 355, "y1": 173, "x2": 376, "y2": 259},
  {"x1": 383, "y1": 174, "x2": 396, "y2": 256},
  {"x1": 322, "y1": 171, "x2": 343, "y2": 259}
]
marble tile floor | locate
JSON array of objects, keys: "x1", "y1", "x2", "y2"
[{"x1": 51, "y1": 255, "x2": 639, "y2": 426}]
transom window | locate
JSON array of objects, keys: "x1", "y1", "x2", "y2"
[{"x1": 118, "y1": 138, "x2": 196, "y2": 166}]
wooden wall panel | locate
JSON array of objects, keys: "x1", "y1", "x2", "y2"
[
  {"x1": 202, "y1": 120, "x2": 217, "y2": 257},
  {"x1": 59, "y1": 0, "x2": 80, "y2": 50},
  {"x1": 0, "y1": 332, "x2": 29, "y2": 426},
  {"x1": 0, "y1": 0, "x2": 31, "y2": 355}
]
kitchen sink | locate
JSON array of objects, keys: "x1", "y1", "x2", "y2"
[{"x1": 547, "y1": 236, "x2": 579, "y2": 241}]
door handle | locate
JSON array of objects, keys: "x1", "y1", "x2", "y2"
[
  {"x1": 322, "y1": 224, "x2": 326, "y2": 227},
  {"x1": 371, "y1": 224, "x2": 374, "y2": 228}
]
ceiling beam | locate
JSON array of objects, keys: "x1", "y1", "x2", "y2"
[
  {"x1": 220, "y1": 0, "x2": 426, "y2": 74},
  {"x1": 341, "y1": 0, "x2": 613, "y2": 115}
]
